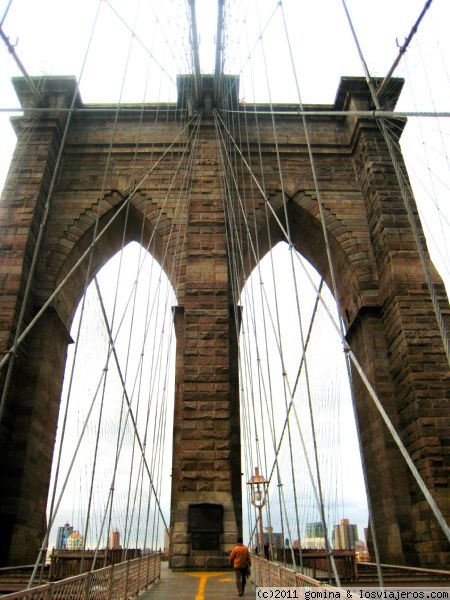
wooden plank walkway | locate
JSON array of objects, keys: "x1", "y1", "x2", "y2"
[{"x1": 139, "y1": 562, "x2": 254, "y2": 599}]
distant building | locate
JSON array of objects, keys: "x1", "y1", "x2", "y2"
[
  {"x1": 109, "y1": 529, "x2": 120, "y2": 550},
  {"x1": 305, "y1": 522, "x2": 324, "y2": 538},
  {"x1": 333, "y1": 518, "x2": 358, "y2": 549},
  {"x1": 56, "y1": 523, "x2": 73, "y2": 549},
  {"x1": 303, "y1": 522, "x2": 326, "y2": 549},
  {"x1": 66, "y1": 531, "x2": 84, "y2": 550},
  {"x1": 355, "y1": 539, "x2": 369, "y2": 562}
]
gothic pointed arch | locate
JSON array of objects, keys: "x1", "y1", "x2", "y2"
[{"x1": 49, "y1": 192, "x2": 177, "y2": 331}]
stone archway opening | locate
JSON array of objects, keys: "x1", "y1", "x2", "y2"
[
  {"x1": 48, "y1": 240, "x2": 176, "y2": 554},
  {"x1": 238, "y1": 240, "x2": 368, "y2": 554}
]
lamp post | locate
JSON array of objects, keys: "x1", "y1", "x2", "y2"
[{"x1": 247, "y1": 466, "x2": 269, "y2": 556}]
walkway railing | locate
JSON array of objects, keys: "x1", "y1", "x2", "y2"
[
  {"x1": 1, "y1": 552, "x2": 161, "y2": 599},
  {"x1": 251, "y1": 555, "x2": 326, "y2": 588}
]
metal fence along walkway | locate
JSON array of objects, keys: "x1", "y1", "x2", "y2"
[
  {"x1": 0, "y1": 554, "x2": 161, "y2": 599},
  {"x1": 2, "y1": 555, "x2": 449, "y2": 599}
]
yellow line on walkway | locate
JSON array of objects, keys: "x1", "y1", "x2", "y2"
[{"x1": 186, "y1": 571, "x2": 227, "y2": 600}]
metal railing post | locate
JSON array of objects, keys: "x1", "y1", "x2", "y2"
[
  {"x1": 84, "y1": 572, "x2": 91, "y2": 600},
  {"x1": 108, "y1": 563, "x2": 114, "y2": 600},
  {"x1": 124, "y1": 559, "x2": 130, "y2": 599},
  {"x1": 146, "y1": 554, "x2": 150, "y2": 588}
]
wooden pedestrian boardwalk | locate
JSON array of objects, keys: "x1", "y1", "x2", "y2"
[{"x1": 139, "y1": 562, "x2": 254, "y2": 599}]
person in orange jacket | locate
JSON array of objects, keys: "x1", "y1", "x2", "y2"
[{"x1": 229, "y1": 536, "x2": 251, "y2": 596}]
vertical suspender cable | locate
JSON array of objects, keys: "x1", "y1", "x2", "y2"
[
  {"x1": 216, "y1": 101, "x2": 339, "y2": 576},
  {"x1": 376, "y1": 0, "x2": 434, "y2": 99},
  {"x1": 187, "y1": 0, "x2": 202, "y2": 102},
  {"x1": 291, "y1": 231, "x2": 450, "y2": 551}
]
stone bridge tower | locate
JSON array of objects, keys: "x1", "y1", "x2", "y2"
[{"x1": 0, "y1": 74, "x2": 449, "y2": 569}]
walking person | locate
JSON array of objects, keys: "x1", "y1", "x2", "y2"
[{"x1": 230, "y1": 536, "x2": 251, "y2": 596}]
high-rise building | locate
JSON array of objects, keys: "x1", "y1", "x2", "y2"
[
  {"x1": 66, "y1": 531, "x2": 84, "y2": 550},
  {"x1": 305, "y1": 522, "x2": 324, "y2": 538},
  {"x1": 333, "y1": 518, "x2": 358, "y2": 549},
  {"x1": 109, "y1": 529, "x2": 120, "y2": 550},
  {"x1": 56, "y1": 523, "x2": 73, "y2": 549},
  {"x1": 303, "y1": 522, "x2": 326, "y2": 549}
]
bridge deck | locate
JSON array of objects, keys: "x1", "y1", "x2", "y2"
[{"x1": 139, "y1": 562, "x2": 254, "y2": 599}]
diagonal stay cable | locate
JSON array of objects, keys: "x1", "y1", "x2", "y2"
[
  {"x1": 79, "y1": 2, "x2": 145, "y2": 564},
  {"x1": 28, "y1": 348, "x2": 112, "y2": 586},
  {"x1": 339, "y1": 0, "x2": 450, "y2": 541},
  {"x1": 0, "y1": 0, "x2": 14, "y2": 26},
  {"x1": 21, "y1": 114, "x2": 197, "y2": 566},
  {"x1": 216, "y1": 97, "x2": 335, "y2": 571},
  {"x1": 104, "y1": 0, "x2": 177, "y2": 85},
  {"x1": 281, "y1": 0, "x2": 384, "y2": 581},
  {"x1": 88, "y1": 114, "x2": 198, "y2": 559},
  {"x1": 263, "y1": 278, "x2": 324, "y2": 490},
  {"x1": 214, "y1": 109, "x2": 291, "y2": 244},
  {"x1": 94, "y1": 277, "x2": 170, "y2": 536}
]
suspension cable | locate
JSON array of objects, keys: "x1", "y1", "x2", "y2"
[
  {"x1": 94, "y1": 277, "x2": 170, "y2": 533},
  {"x1": 103, "y1": 0, "x2": 177, "y2": 85},
  {"x1": 376, "y1": 0, "x2": 434, "y2": 99},
  {"x1": 0, "y1": 24, "x2": 42, "y2": 103},
  {"x1": 38, "y1": 74, "x2": 197, "y2": 577}
]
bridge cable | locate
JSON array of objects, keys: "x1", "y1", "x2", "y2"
[
  {"x1": 376, "y1": 0, "x2": 433, "y2": 99},
  {"x1": 81, "y1": 2, "x2": 147, "y2": 569},
  {"x1": 215, "y1": 97, "x2": 341, "y2": 588},
  {"x1": 220, "y1": 29, "x2": 293, "y2": 557},
  {"x1": 103, "y1": 0, "x2": 177, "y2": 86},
  {"x1": 59, "y1": 108, "x2": 199, "y2": 572},
  {"x1": 280, "y1": 0, "x2": 446, "y2": 581},
  {"x1": 384, "y1": 56, "x2": 450, "y2": 278},
  {"x1": 252, "y1": 2, "x2": 303, "y2": 571},
  {"x1": 88, "y1": 114, "x2": 200, "y2": 562},
  {"x1": 93, "y1": 278, "x2": 169, "y2": 546},
  {"x1": 216, "y1": 103, "x2": 349, "y2": 567}
]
